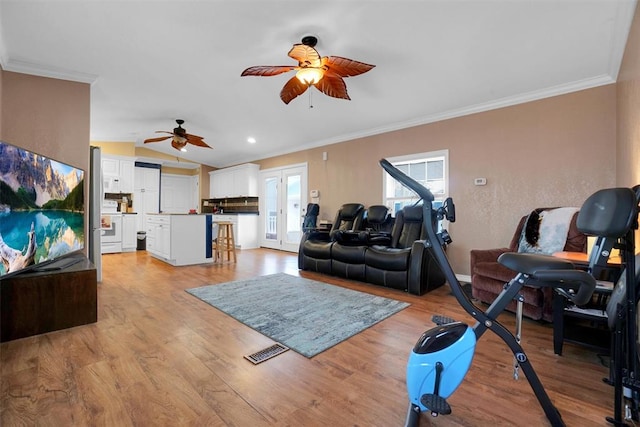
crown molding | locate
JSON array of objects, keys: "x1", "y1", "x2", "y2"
[
  {"x1": 238, "y1": 74, "x2": 617, "y2": 166},
  {"x1": 2, "y1": 58, "x2": 98, "y2": 85}
]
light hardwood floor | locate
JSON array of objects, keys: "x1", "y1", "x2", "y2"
[{"x1": 1, "y1": 249, "x2": 614, "y2": 426}]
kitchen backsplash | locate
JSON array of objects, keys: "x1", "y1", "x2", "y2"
[
  {"x1": 104, "y1": 192, "x2": 133, "y2": 212},
  {"x1": 201, "y1": 197, "x2": 259, "y2": 214}
]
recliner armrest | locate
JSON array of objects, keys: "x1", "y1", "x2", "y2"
[
  {"x1": 298, "y1": 229, "x2": 332, "y2": 269},
  {"x1": 304, "y1": 230, "x2": 332, "y2": 242},
  {"x1": 470, "y1": 247, "x2": 512, "y2": 267},
  {"x1": 407, "y1": 240, "x2": 446, "y2": 295},
  {"x1": 332, "y1": 230, "x2": 364, "y2": 245},
  {"x1": 366, "y1": 232, "x2": 392, "y2": 246}
]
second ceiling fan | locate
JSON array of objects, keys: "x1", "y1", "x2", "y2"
[
  {"x1": 241, "y1": 36, "x2": 375, "y2": 105},
  {"x1": 143, "y1": 119, "x2": 212, "y2": 151}
]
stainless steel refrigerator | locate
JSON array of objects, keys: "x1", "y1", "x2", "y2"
[{"x1": 89, "y1": 146, "x2": 102, "y2": 282}]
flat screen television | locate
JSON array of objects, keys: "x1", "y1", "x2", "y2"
[{"x1": 0, "y1": 140, "x2": 85, "y2": 278}]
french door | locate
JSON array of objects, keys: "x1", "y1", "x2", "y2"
[{"x1": 259, "y1": 164, "x2": 307, "y2": 252}]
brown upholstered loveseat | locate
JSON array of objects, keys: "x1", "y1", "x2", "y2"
[{"x1": 470, "y1": 209, "x2": 587, "y2": 322}]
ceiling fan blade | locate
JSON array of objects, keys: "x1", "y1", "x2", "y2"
[
  {"x1": 241, "y1": 65, "x2": 296, "y2": 77},
  {"x1": 183, "y1": 131, "x2": 204, "y2": 139},
  {"x1": 186, "y1": 134, "x2": 212, "y2": 148},
  {"x1": 314, "y1": 75, "x2": 350, "y2": 100},
  {"x1": 280, "y1": 76, "x2": 309, "y2": 104},
  {"x1": 288, "y1": 44, "x2": 322, "y2": 67},
  {"x1": 171, "y1": 140, "x2": 186, "y2": 151},
  {"x1": 323, "y1": 56, "x2": 375, "y2": 78},
  {"x1": 144, "y1": 135, "x2": 172, "y2": 143}
]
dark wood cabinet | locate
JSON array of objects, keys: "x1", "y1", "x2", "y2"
[{"x1": 1, "y1": 254, "x2": 97, "y2": 342}]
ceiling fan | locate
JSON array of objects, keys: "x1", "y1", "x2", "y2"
[
  {"x1": 143, "y1": 119, "x2": 211, "y2": 151},
  {"x1": 241, "y1": 35, "x2": 375, "y2": 105}
]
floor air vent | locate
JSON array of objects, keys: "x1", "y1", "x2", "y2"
[{"x1": 244, "y1": 343, "x2": 289, "y2": 364}]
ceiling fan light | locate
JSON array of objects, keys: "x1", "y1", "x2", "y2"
[
  {"x1": 173, "y1": 135, "x2": 187, "y2": 144},
  {"x1": 296, "y1": 68, "x2": 324, "y2": 85}
]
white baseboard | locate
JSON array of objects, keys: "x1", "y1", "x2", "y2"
[{"x1": 455, "y1": 274, "x2": 471, "y2": 283}]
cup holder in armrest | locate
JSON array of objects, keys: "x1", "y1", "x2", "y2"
[
  {"x1": 333, "y1": 230, "x2": 392, "y2": 246},
  {"x1": 367, "y1": 232, "x2": 392, "y2": 246}
]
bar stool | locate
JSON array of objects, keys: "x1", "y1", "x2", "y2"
[{"x1": 214, "y1": 221, "x2": 236, "y2": 263}]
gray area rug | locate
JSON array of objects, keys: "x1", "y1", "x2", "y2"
[{"x1": 186, "y1": 273, "x2": 410, "y2": 358}]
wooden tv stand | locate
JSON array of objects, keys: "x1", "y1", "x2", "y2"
[{"x1": 1, "y1": 253, "x2": 97, "y2": 342}]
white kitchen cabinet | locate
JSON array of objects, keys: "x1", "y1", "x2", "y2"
[
  {"x1": 146, "y1": 214, "x2": 213, "y2": 266},
  {"x1": 235, "y1": 164, "x2": 258, "y2": 196},
  {"x1": 102, "y1": 157, "x2": 120, "y2": 177},
  {"x1": 212, "y1": 171, "x2": 233, "y2": 198},
  {"x1": 102, "y1": 156, "x2": 135, "y2": 194},
  {"x1": 209, "y1": 163, "x2": 259, "y2": 198},
  {"x1": 145, "y1": 214, "x2": 169, "y2": 258},
  {"x1": 121, "y1": 214, "x2": 138, "y2": 252},
  {"x1": 213, "y1": 214, "x2": 258, "y2": 249},
  {"x1": 158, "y1": 221, "x2": 171, "y2": 259},
  {"x1": 119, "y1": 159, "x2": 135, "y2": 193},
  {"x1": 134, "y1": 166, "x2": 161, "y2": 232}
]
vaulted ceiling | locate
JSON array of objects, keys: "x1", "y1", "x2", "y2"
[{"x1": 0, "y1": 1, "x2": 636, "y2": 167}]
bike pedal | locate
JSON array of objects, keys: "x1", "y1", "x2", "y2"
[
  {"x1": 420, "y1": 393, "x2": 452, "y2": 416},
  {"x1": 432, "y1": 315, "x2": 456, "y2": 325}
]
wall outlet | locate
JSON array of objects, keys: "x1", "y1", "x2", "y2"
[{"x1": 474, "y1": 177, "x2": 487, "y2": 186}]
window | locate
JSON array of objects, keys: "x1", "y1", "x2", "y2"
[{"x1": 383, "y1": 150, "x2": 448, "y2": 216}]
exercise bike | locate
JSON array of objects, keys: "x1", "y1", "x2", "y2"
[
  {"x1": 595, "y1": 185, "x2": 640, "y2": 426},
  {"x1": 379, "y1": 159, "x2": 616, "y2": 427}
]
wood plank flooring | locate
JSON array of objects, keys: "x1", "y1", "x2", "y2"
[{"x1": 1, "y1": 249, "x2": 615, "y2": 426}]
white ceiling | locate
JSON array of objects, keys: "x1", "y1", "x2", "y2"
[{"x1": 0, "y1": 1, "x2": 636, "y2": 168}]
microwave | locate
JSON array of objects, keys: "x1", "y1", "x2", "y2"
[{"x1": 103, "y1": 176, "x2": 120, "y2": 193}]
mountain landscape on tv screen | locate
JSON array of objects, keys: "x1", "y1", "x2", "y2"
[
  {"x1": 0, "y1": 141, "x2": 85, "y2": 276},
  {"x1": 0, "y1": 143, "x2": 83, "y2": 211}
]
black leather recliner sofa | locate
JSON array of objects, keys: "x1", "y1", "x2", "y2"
[
  {"x1": 298, "y1": 203, "x2": 365, "y2": 275},
  {"x1": 298, "y1": 204, "x2": 446, "y2": 295}
]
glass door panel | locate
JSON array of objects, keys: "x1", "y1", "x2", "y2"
[
  {"x1": 283, "y1": 172, "x2": 302, "y2": 251},
  {"x1": 259, "y1": 164, "x2": 307, "y2": 252}
]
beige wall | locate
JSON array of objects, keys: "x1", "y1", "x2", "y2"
[
  {"x1": 257, "y1": 85, "x2": 616, "y2": 274},
  {"x1": 91, "y1": 140, "x2": 136, "y2": 157},
  {"x1": 1, "y1": 70, "x2": 91, "y2": 256},
  {"x1": 617, "y1": 3, "x2": 640, "y2": 244},
  {"x1": 617, "y1": 3, "x2": 640, "y2": 188},
  {"x1": 2, "y1": 71, "x2": 90, "y2": 173}
]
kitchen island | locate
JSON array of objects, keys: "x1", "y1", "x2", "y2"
[
  {"x1": 146, "y1": 213, "x2": 213, "y2": 266},
  {"x1": 212, "y1": 213, "x2": 259, "y2": 249}
]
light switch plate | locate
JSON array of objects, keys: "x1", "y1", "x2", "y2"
[{"x1": 474, "y1": 178, "x2": 487, "y2": 186}]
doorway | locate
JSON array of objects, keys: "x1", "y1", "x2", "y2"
[{"x1": 259, "y1": 164, "x2": 307, "y2": 252}]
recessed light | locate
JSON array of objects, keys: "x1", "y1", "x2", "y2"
[
  {"x1": 247, "y1": 137, "x2": 256, "y2": 144},
  {"x1": 180, "y1": 148, "x2": 187, "y2": 152}
]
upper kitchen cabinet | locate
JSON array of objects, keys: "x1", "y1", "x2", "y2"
[
  {"x1": 102, "y1": 157, "x2": 120, "y2": 176},
  {"x1": 102, "y1": 155, "x2": 135, "y2": 194},
  {"x1": 119, "y1": 160, "x2": 135, "y2": 193},
  {"x1": 209, "y1": 163, "x2": 259, "y2": 198}
]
